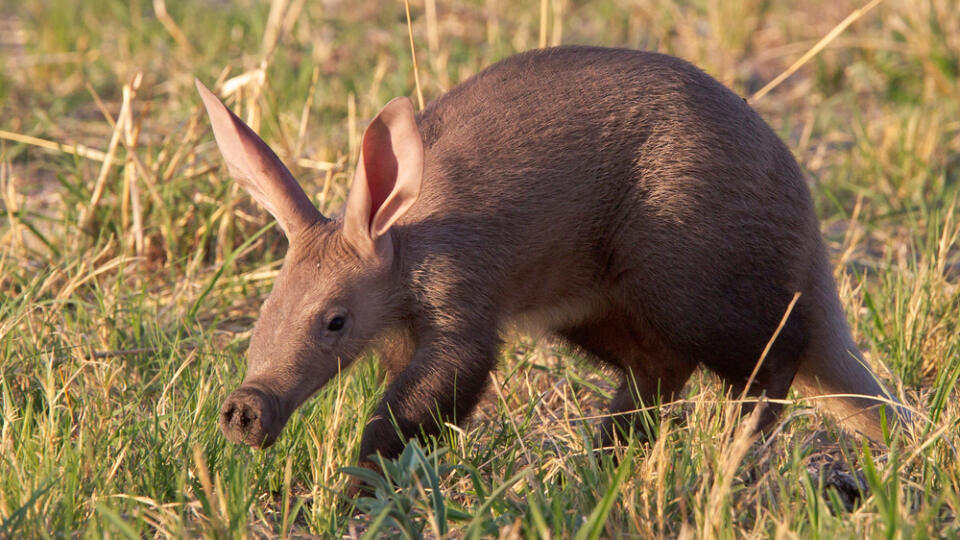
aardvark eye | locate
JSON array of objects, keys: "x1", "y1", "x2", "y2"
[{"x1": 327, "y1": 316, "x2": 345, "y2": 332}]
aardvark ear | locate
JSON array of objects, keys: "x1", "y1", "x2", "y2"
[
  {"x1": 342, "y1": 97, "x2": 423, "y2": 258},
  {"x1": 196, "y1": 79, "x2": 324, "y2": 238}
]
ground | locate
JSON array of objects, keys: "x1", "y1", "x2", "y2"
[{"x1": 0, "y1": 0, "x2": 958, "y2": 537}]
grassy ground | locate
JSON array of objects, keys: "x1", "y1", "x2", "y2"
[{"x1": 1, "y1": 0, "x2": 958, "y2": 537}]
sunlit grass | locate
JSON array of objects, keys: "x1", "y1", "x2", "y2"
[{"x1": 1, "y1": 0, "x2": 958, "y2": 537}]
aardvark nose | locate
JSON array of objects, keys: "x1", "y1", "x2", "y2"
[{"x1": 219, "y1": 386, "x2": 278, "y2": 448}]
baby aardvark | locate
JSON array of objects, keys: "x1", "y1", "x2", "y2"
[{"x1": 198, "y1": 46, "x2": 903, "y2": 476}]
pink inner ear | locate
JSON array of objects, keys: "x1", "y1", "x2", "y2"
[
  {"x1": 363, "y1": 119, "x2": 400, "y2": 220},
  {"x1": 342, "y1": 96, "x2": 422, "y2": 250}
]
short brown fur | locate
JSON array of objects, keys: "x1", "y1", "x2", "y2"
[{"x1": 198, "y1": 46, "x2": 903, "y2": 475}]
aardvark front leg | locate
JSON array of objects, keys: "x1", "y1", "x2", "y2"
[{"x1": 357, "y1": 326, "x2": 501, "y2": 469}]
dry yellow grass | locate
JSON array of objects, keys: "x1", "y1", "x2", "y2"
[{"x1": 0, "y1": 0, "x2": 957, "y2": 537}]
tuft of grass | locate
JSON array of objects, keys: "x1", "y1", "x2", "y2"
[{"x1": 1, "y1": 0, "x2": 958, "y2": 537}]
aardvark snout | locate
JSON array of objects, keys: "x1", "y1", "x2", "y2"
[{"x1": 220, "y1": 386, "x2": 281, "y2": 448}]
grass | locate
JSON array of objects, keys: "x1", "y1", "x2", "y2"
[{"x1": 1, "y1": 0, "x2": 958, "y2": 537}]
